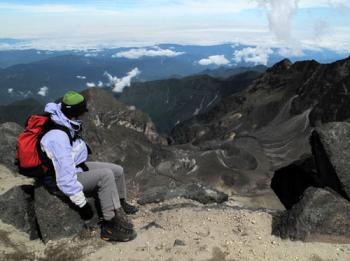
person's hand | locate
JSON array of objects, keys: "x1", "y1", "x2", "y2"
[{"x1": 79, "y1": 202, "x2": 94, "y2": 220}]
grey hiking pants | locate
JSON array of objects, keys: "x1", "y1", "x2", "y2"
[{"x1": 77, "y1": 161, "x2": 127, "y2": 220}]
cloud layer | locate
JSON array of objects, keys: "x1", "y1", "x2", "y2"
[
  {"x1": 198, "y1": 55, "x2": 230, "y2": 66},
  {"x1": 112, "y1": 47, "x2": 185, "y2": 59},
  {"x1": 233, "y1": 47, "x2": 273, "y2": 65},
  {"x1": 0, "y1": 1, "x2": 349, "y2": 52}
]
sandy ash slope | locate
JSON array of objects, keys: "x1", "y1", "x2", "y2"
[{"x1": 1, "y1": 197, "x2": 350, "y2": 260}]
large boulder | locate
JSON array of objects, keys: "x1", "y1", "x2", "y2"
[
  {"x1": 0, "y1": 185, "x2": 39, "y2": 239},
  {"x1": 311, "y1": 123, "x2": 350, "y2": 199},
  {"x1": 0, "y1": 122, "x2": 23, "y2": 172},
  {"x1": 34, "y1": 186, "x2": 99, "y2": 243},
  {"x1": 273, "y1": 187, "x2": 350, "y2": 243},
  {"x1": 138, "y1": 183, "x2": 228, "y2": 205},
  {"x1": 81, "y1": 88, "x2": 165, "y2": 145}
]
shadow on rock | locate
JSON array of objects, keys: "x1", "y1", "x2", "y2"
[{"x1": 272, "y1": 122, "x2": 350, "y2": 243}]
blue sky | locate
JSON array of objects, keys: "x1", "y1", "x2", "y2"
[{"x1": 0, "y1": 0, "x2": 349, "y2": 51}]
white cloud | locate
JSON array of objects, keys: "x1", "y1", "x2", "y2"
[
  {"x1": 278, "y1": 47, "x2": 304, "y2": 57},
  {"x1": 97, "y1": 81, "x2": 103, "y2": 87},
  {"x1": 38, "y1": 86, "x2": 48, "y2": 97},
  {"x1": 8, "y1": 88, "x2": 13, "y2": 94},
  {"x1": 76, "y1": 75, "x2": 86, "y2": 80},
  {"x1": 233, "y1": 47, "x2": 273, "y2": 65},
  {"x1": 198, "y1": 55, "x2": 230, "y2": 66},
  {"x1": 112, "y1": 47, "x2": 185, "y2": 59},
  {"x1": 256, "y1": 0, "x2": 299, "y2": 42},
  {"x1": 86, "y1": 82, "x2": 96, "y2": 88},
  {"x1": 104, "y1": 68, "x2": 141, "y2": 93}
]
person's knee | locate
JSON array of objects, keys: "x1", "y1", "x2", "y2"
[
  {"x1": 112, "y1": 165, "x2": 124, "y2": 177},
  {"x1": 101, "y1": 169, "x2": 115, "y2": 182}
]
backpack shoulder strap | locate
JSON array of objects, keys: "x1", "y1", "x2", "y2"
[{"x1": 40, "y1": 118, "x2": 74, "y2": 146}]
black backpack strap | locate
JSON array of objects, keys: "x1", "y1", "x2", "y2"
[{"x1": 36, "y1": 119, "x2": 74, "y2": 174}]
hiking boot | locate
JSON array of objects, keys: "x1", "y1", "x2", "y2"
[
  {"x1": 121, "y1": 199, "x2": 139, "y2": 215},
  {"x1": 114, "y1": 208, "x2": 134, "y2": 229},
  {"x1": 101, "y1": 219, "x2": 137, "y2": 242}
]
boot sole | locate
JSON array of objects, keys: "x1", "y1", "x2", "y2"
[{"x1": 101, "y1": 233, "x2": 137, "y2": 242}]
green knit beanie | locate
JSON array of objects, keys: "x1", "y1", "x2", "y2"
[
  {"x1": 61, "y1": 91, "x2": 88, "y2": 117},
  {"x1": 63, "y1": 91, "x2": 84, "y2": 105}
]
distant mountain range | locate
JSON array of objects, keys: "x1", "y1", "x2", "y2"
[
  {"x1": 0, "y1": 43, "x2": 348, "y2": 105},
  {"x1": 197, "y1": 65, "x2": 267, "y2": 79},
  {"x1": 0, "y1": 42, "x2": 347, "y2": 69}
]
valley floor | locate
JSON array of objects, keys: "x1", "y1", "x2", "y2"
[{"x1": 1, "y1": 197, "x2": 350, "y2": 261}]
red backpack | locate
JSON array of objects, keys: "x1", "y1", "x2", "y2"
[{"x1": 16, "y1": 114, "x2": 73, "y2": 177}]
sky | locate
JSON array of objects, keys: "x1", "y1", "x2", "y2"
[{"x1": 0, "y1": 0, "x2": 349, "y2": 51}]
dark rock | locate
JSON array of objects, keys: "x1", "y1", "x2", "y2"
[
  {"x1": 311, "y1": 123, "x2": 350, "y2": 199},
  {"x1": 267, "y1": 59, "x2": 293, "y2": 73},
  {"x1": 81, "y1": 88, "x2": 164, "y2": 145},
  {"x1": 137, "y1": 183, "x2": 228, "y2": 205},
  {"x1": 34, "y1": 186, "x2": 99, "y2": 243},
  {"x1": 0, "y1": 185, "x2": 39, "y2": 239},
  {"x1": 273, "y1": 187, "x2": 350, "y2": 243},
  {"x1": 174, "y1": 239, "x2": 186, "y2": 246},
  {"x1": 141, "y1": 221, "x2": 164, "y2": 230},
  {"x1": 271, "y1": 155, "x2": 319, "y2": 209},
  {"x1": 0, "y1": 122, "x2": 23, "y2": 172}
]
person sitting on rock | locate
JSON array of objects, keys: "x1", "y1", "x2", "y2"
[{"x1": 40, "y1": 91, "x2": 138, "y2": 242}]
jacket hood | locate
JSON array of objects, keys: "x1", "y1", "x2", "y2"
[{"x1": 44, "y1": 102, "x2": 78, "y2": 132}]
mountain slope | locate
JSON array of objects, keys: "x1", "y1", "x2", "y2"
[
  {"x1": 0, "y1": 98, "x2": 43, "y2": 126},
  {"x1": 171, "y1": 57, "x2": 350, "y2": 170},
  {"x1": 119, "y1": 71, "x2": 261, "y2": 134}
]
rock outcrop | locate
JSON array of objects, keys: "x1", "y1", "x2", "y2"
[
  {"x1": 82, "y1": 88, "x2": 165, "y2": 145},
  {"x1": 272, "y1": 122, "x2": 350, "y2": 243},
  {"x1": 0, "y1": 185, "x2": 39, "y2": 239},
  {"x1": 34, "y1": 186, "x2": 99, "y2": 243},
  {"x1": 311, "y1": 122, "x2": 350, "y2": 199},
  {"x1": 0, "y1": 122, "x2": 23, "y2": 171},
  {"x1": 273, "y1": 187, "x2": 350, "y2": 243}
]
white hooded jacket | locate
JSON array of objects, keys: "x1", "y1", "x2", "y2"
[{"x1": 40, "y1": 102, "x2": 88, "y2": 207}]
